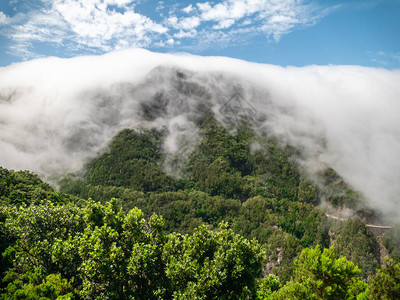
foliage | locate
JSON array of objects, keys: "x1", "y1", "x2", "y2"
[
  {"x1": 368, "y1": 258, "x2": 400, "y2": 299},
  {"x1": 164, "y1": 223, "x2": 264, "y2": 299},
  {"x1": 1, "y1": 200, "x2": 264, "y2": 299},
  {"x1": 331, "y1": 218, "x2": 380, "y2": 279},
  {"x1": 257, "y1": 274, "x2": 281, "y2": 299},
  {"x1": 383, "y1": 226, "x2": 400, "y2": 261},
  {"x1": 58, "y1": 124, "x2": 337, "y2": 280},
  {"x1": 0, "y1": 205, "x2": 15, "y2": 290},
  {"x1": 0, "y1": 168, "x2": 82, "y2": 289},
  {"x1": 74, "y1": 201, "x2": 168, "y2": 299},
  {"x1": 0, "y1": 167, "x2": 78, "y2": 206},
  {"x1": 85, "y1": 129, "x2": 177, "y2": 192},
  {"x1": 297, "y1": 180, "x2": 318, "y2": 204},
  {"x1": 269, "y1": 245, "x2": 369, "y2": 299},
  {"x1": 269, "y1": 281, "x2": 317, "y2": 300},
  {"x1": 2, "y1": 118, "x2": 395, "y2": 297},
  {"x1": 2, "y1": 267, "x2": 73, "y2": 300},
  {"x1": 277, "y1": 200, "x2": 328, "y2": 248},
  {"x1": 3, "y1": 200, "x2": 86, "y2": 283},
  {"x1": 319, "y1": 168, "x2": 362, "y2": 210}
]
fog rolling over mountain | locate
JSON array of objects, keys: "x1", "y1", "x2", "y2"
[{"x1": 1, "y1": 49, "x2": 400, "y2": 220}]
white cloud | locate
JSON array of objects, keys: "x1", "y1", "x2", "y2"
[
  {"x1": 173, "y1": 29, "x2": 197, "y2": 39},
  {"x1": 154, "y1": 37, "x2": 178, "y2": 47},
  {"x1": 0, "y1": 0, "x2": 336, "y2": 60},
  {"x1": 168, "y1": 15, "x2": 200, "y2": 30},
  {"x1": 52, "y1": 0, "x2": 167, "y2": 41},
  {"x1": 213, "y1": 18, "x2": 235, "y2": 29},
  {"x1": 8, "y1": 42, "x2": 42, "y2": 61},
  {"x1": 0, "y1": 12, "x2": 10, "y2": 25},
  {"x1": 369, "y1": 51, "x2": 400, "y2": 68},
  {"x1": 189, "y1": 29, "x2": 233, "y2": 51},
  {"x1": 156, "y1": 1, "x2": 165, "y2": 12},
  {"x1": 3, "y1": 0, "x2": 169, "y2": 57},
  {"x1": 182, "y1": 4, "x2": 194, "y2": 14},
  {"x1": 107, "y1": 0, "x2": 133, "y2": 6},
  {"x1": 192, "y1": 0, "x2": 330, "y2": 41},
  {"x1": 199, "y1": 2, "x2": 231, "y2": 21},
  {"x1": 179, "y1": 16, "x2": 201, "y2": 30}
]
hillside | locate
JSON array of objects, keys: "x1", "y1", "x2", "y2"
[
  {"x1": 0, "y1": 53, "x2": 400, "y2": 298},
  {"x1": 1, "y1": 118, "x2": 400, "y2": 297},
  {"x1": 58, "y1": 119, "x2": 386, "y2": 277}
]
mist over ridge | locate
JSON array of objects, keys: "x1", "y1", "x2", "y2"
[{"x1": 1, "y1": 48, "x2": 400, "y2": 220}]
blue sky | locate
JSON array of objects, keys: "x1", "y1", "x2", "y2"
[{"x1": 0, "y1": 0, "x2": 399, "y2": 68}]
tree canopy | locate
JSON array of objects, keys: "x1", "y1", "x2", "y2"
[{"x1": 1, "y1": 121, "x2": 397, "y2": 299}]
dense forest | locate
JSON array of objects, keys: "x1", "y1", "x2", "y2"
[{"x1": 1, "y1": 118, "x2": 400, "y2": 299}]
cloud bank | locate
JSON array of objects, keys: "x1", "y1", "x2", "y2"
[{"x1": 1, "y1": 49, "x2": 400, "y2": 221}]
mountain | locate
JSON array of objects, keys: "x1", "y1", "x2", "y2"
[
  {"x1": 1, "y1": 50, "x2": 400, "y2": 298},
  {"x1": 1, "y1": 50, "x2": 400, "y2": 222},
  {"x1": 1, "y1": 122, "x2": 400, "y2": 297}
]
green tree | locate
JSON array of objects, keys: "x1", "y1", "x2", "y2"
[
  {"x1": 191, "y1": 157, "x2": 244, "y2": 199},
  {"x1": 270, "y1": 245, "x2": 368, "y2": 299},
  {"x1": 269, "y1": 281, "x2": 317, "y2": 299},
  {"x1": 163, "y1": 223, "x2": 264, "y2": 299},
  {"x1": 72, "y1": 201, "x2": 168, "y2": 299},
  {"x1": 368, "y1": 259, "x2": 400, "y2": 299},
  {"x1": 85, "y1": 129, "x2": 177, "y2": 192},
  {"x1": 1, "y1": 198, "x2": 264, "y2": 299},
  {"x1": 257, "y1": 274, "x2": 281, "y2": 299},
  {"x1": 3, "y1": 201, "x2": 85, "y2": 280},
  {"x1": 332, "y1": 218, "x2": 379, "y2": 279},
  {"x1": 0, "y1": 167, "x2": 79, "y2": 206},
  {"x1": 2, "y1": 267, "x2": 73, "y2": 300},
  {"x1": 297, "y1": 180, "x2": 318, "y2": 204},
  {"x1": 383, "y1": 226, "x2": 400, "y2": 261}
]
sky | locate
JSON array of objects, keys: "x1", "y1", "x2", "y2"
[{"x1": 0, "y1": 0, "x2": 399, "y2": 68}]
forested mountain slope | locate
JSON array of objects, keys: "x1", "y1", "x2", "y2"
[
  {"x1": 1, "y1": 57, "x2": 400, "y2": 298},
  {"x1": 58, "y1": 119, "x2": 387, "y2": 279},
  {"x1": 1, "y1": 119, "x2": 400, "y2": 298}
]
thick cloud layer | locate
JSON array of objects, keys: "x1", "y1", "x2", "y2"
[{"x1": 1, "y1": 49, "x2": 400, "y2": 220}]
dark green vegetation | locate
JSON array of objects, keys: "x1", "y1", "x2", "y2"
[
  {"x1": 383, "y1": 226, "x2": 400, "y2": 261},
  {"x1": 0, "y1": 168, "x2": 80, "y2": 206},
  {"x1": 1, "y1": 120, "x2": 400, "y2": 299}
]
